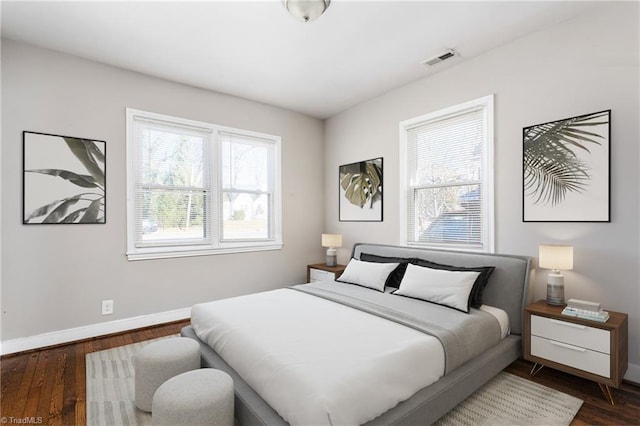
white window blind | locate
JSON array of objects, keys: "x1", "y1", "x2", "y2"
[
  {"x1": 126, "y1": 109, "x2": 282, "y2": 260},
  {"x1": 400, "y1": 95, "x2": 494, "y2": 252},
  {"x1": 220, "y1": 132, "x2": 276, "y2": 242},
  {"x1": 133, "y1": 118, "x2": 211, "y2": 247}
]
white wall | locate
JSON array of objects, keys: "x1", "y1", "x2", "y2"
[
  {"x1": 1, "y1": 40, "x2": 325, "y2": 344},
  {"x1": 324, "y1": 3, "x2": 640, "y2": 378}
]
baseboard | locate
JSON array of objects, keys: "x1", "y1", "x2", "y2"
[
  {"x1": 624, "y1": 362, "x2": 640, "y2": 384},
  {"x1": 0, "y1": 307, "x2": 191, "y2": 356}
]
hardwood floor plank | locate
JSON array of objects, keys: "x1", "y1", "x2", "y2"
[
  {"x1": 74, "y1": 342, "x2": 87, "y2": 426},
  {"x1": 35, "y1": 348, "x2": 63, "y2": 423},
  {"x1": 1, "y1": 353, "x2": 26, "y2": 416},
  {"x1": 0, "y1": 355, "x2": 20, "y2": 395},
  {"x1": 15, "y1": 353, "x2": 40, "y2": 418},
  {"x1": 22, "y1": 350, "x2": 50, "y2": 420},
  {"x1": 46, "y1": 346, "x2": 68, "y2": 426},
  {"x1": 61, "y1": 344, "x2": 80, "y2": 426}
]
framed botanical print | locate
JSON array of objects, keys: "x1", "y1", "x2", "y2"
[
  {"x1": 23, "y1": 131, "x2": 106, "y2": 224},
  {"x1": 339, "y1": 157, "x2": 383, "y2": 222},
  {"x1": 523, "y1": 110, "x2": 610, "y2": 222}
]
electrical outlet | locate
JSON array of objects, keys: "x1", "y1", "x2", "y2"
[{"x1": 101, "y1": 299, "x2": 114, "y2": 315}]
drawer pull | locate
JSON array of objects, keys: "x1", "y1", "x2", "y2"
[
  {"x1": 550, "y1": 319, "x2": 586, "y2": 330},
  {"x1": 549, "y1": 340, "x2": 586, "y2": 352}
]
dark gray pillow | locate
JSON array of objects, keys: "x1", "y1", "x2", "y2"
[
  {"x1": 409, "y1": 258, "x2": 494, "y2": 309},
  {"x1": 359, "y1": 253, "x2": 410, "y2": 289}
]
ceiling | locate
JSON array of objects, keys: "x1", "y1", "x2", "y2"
[{"x1": 1, "y1": 1, "x2": 600, "y2": 119}]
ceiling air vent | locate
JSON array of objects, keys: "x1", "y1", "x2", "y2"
[{"x1": 421, "y1": 49, "x2": 457, "y2": 67}]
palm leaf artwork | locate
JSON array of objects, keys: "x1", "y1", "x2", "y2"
[
  {"x1": 340, "y1": 159, "x2": 383, "y2": 209},
  {"x1": 523, "y1": 111, "x2": 609, "y2": 206},
  {"x1": 23, "y1": 132, "x2": 106, "y2": 224}
]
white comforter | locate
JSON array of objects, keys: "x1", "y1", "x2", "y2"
[{"x1": 191, "y1": 288, "x2": 445, "y2": 426}]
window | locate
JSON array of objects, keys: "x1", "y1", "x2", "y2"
[
  {"x1": 126, "y1": 109, "x2": 282, "y2": 260},
  {"x1": 399, "y1": 95, "x2": 494, "y2": 252}
]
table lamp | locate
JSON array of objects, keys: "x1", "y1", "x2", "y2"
[
  {"x1": 538, "y1": 244, "x2": 573, "y2": 306},
  {"x1": 322, "y1": 234, "x2": 342, "y2": 267}
]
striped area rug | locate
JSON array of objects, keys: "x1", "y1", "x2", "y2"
[
  {"x1": 434, "y1": 372, "x2": 583, "y2": 426},
  {"x1": 86, "y1": 336, "x2": 175, "y2": 425},
  {"x1": 87, "y1": 338, "x2": 582, "y2": 426}
]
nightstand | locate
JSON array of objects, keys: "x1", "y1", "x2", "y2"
[
  {"x1": 524, "y1": 300, "x2": 628, "y2": 404},
  {"x1": 307, "y1": 263, "x2": 346, "y2": 283}
]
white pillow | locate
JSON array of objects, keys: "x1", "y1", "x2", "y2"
[
  {"x1": 394, "y1": 263, "x2": 480, "y2": 312},
  {"x1": 337, "y1": 258, "x2": 400, "y2": 292}
]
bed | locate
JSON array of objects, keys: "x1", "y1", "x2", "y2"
[{"x1": 181, "y1": 243, "x2": 533, "y2": 425}]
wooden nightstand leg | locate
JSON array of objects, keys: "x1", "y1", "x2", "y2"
[
  {"x1": 530, "y1": 363, "x2": 545, "y2": 376},
  {"x1": 598, "y1": 383, "x2": 616, "y2": 405}
]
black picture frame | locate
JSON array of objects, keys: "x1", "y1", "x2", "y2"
[
  {"x1": 522, "y1": 110, "x2": 610, "y2": 222},
  {"x1": 23, "y1": 131, "x2": 106, "y2": 224},
  {"x1": 339, "y1": 157, "x2": 383, "y2": 222}
]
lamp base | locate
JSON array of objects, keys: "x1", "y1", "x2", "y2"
[
  {"x1": 546, "y1": 272, "x2": 565, "y2": 306},
  {"x1": 325, "y1": 247, "x2": 337, "y2": 267}
]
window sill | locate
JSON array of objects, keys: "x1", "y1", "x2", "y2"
[{"x1": 126, "y1": 243, "x2": 283, "y2": 261}]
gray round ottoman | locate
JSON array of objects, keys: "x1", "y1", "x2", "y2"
[
  {"x1": 152, "y1": 368, "x2": 234, "y2": 426},
  {"x1": 134, "y1": 337, "x2": 201, "y2": 412}
]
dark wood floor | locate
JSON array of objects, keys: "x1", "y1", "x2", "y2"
[
  {"x1": 1, "y1": 320, "x2": 188, "y2": 426},
  {"x1": 2, "y1": 320, "x2": 639, "y2": 425},
  {"x1": 505, "y1": 359, "x2": 640, "y2": 425}
]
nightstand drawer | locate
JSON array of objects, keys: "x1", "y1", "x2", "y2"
[
  {"x1": 531, "y1": 315, "x2": 610, "y2": 354},
  {"x1": 309, "y1": 268, "x2": 335, "y2": 282},
  {"x1": 531, "y1": 335, "x2": 610, "y2": 378}
]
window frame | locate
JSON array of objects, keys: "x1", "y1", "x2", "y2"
[
  {"x1": 399, "y1": 95, "x2": 495, "y2": 252},
  {"x1": 126, "y1": 108, "x2": 282, "y2": 261}
]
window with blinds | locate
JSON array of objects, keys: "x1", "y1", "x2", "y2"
[
  {"x1": 132, "y1": 118, "x2": 211, "y2": 247},
  {"x1": 126, "y1": 109, "x2": 282, "y2": 260},
  {"x1": 400, "y1": 95, "x2": 494, "y2": 252},
  {"x1": 220, "y1": 132, "x2": 275, "y2": 242}
]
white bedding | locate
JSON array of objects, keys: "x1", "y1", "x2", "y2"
[
  {"x1": 192, "y1": 289, "x2": 443, "y2": 425},
  {"x1": 191, "y1": 288, "x2": 509, "y2": 426}
]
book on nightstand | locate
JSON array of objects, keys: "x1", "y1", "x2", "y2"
[{"x1": 561, "y1": 306, "x2": 610, "y2": 322}]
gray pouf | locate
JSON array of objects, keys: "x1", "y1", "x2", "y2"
[
  {"x1": 134, "y1": 337, "x2": 201, "y2": 412},
  {"x1": 152, "y1": 368, "x2": 234, "y2": 426}
]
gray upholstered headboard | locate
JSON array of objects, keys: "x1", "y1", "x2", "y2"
[{"x1": 352, "y1": 243, "x2": 533, "y2": 335}]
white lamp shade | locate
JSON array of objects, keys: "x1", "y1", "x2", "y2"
[
  {"x1": 539, "y1": 244, "x2": 573, "y2": 271},
  {"x1": 321, "y1": 233, "x2": 342, "y2": 248}
]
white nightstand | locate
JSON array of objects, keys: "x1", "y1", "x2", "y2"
[
  {"x1": 523, "y1": 300, "x2": 628, "y2": 404},
  {"x1": 307, "y1": 263, "x2": 346, "y2": 283}
]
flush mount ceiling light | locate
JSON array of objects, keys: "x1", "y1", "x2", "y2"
[{"x1": 283, "y1": 0, "x2": 331, "y2": 23}]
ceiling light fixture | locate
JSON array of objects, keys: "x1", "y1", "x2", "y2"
[{"x1": 283, "y1": 0, "x2": 331, "y2": 23}]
